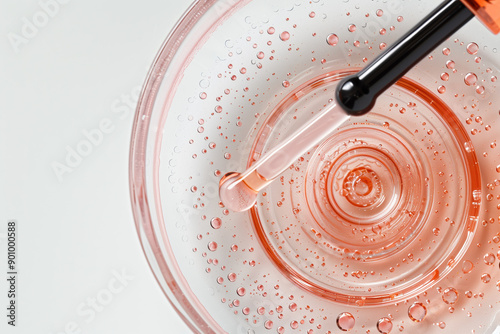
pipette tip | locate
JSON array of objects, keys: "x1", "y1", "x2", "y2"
[{"x1": 219, "y1": 172, "x2": 259, "y2": 212}]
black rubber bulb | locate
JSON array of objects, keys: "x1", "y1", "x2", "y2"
[{"x1": 336, "y1": 0, "x2": 475, "y2": 116}]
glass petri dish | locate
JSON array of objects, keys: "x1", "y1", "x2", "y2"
[{"x1": 130, "y1": 1, "x2": 500, "y2": 333}]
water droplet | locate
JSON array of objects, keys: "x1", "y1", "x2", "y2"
[
  {"x1": 337, "y1": 312, "x2": 355, "y2": 331},
  {"x1": 282, "y1": 80, "x2": 290, "y2": 88},
  {"x1": 441, "y1": 72, "x2": 449, "y2": 81},
  {"x1": 348, "y1": 24, "x2": 357, "y2": 32},
  {"x1": 289, "y1": 302, "x2": 297, "y2": 312},
  {"x1": 442, "y1": 48, "x2": 451, "y2": 56},
  {"x1": 408, "y1": 302, "x2": 427, "y2": 322},
  {"x1": 208, "y1": 241, "x2": 218, "y2": 251},
  {"x1": 257, "y1": 51, "x2": 265, "y2": 59},
  {"x1": 376, "y1": 9, "x2": 384, "y2": 17},
  {"x1": 267, "y1": 27, "x2": 275, "y2": 35},
  {"x1": 199, "y1": 79, "x2": 210, "y2": 88},
  {"x1": 265, "y1": 320, "x2": 273, "y2": 330}
]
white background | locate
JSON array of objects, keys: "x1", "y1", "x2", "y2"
[{"x1": 0, "y1": 0, "x2": 192, "y2": 333}]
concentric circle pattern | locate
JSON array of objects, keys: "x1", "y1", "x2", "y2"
[{"x1": 130, "y1": 0, "x2": 500, "y2": 332}]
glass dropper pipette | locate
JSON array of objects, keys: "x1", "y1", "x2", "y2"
[{"x1": 220, "y1": 0, "x2": 498, "y2": 212}]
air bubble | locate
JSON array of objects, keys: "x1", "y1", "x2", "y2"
[
  {"x1": 464, "y1": 72, "x2": 478, "y2": 86},
  {"x1": 337, "y1": 312, "x2": 355, "y2": 331},
  {"x1": 442, "y1": 287, "x2": 459, "y2": 304},
  {"x1": 484, "y1": 253, "x2": 495, "y2": 265},
  {"x1": 280, "y1": 31, "x2": 290, "y2": 41},
  {"x1": 481, "y1": 273, "x2": 491, "y2": 283},
  {"x1": 377, "y1": 317, "x2": 393, "y2": 333},
  {"x1": 467, "y1": 42, "x2": 479, "y2": 55},
  {"x1": 210, "y1": 217, "x2": 222, "y2": 229},
  {"x1": 462, "y1": 260, "x2": 474, "y2": 274},
  {"x1": 408, "y1": 302, "x2": 427, "y2": 322},
  {"x1": 237, "y1": 287, "x2": 246, "y2": 296},
  {"x1": 327, "y1": 34, "x2": 339, "y2": 46},
  {"x1": 208, "y1": 241, "x2": 218, "y2": 251}
]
